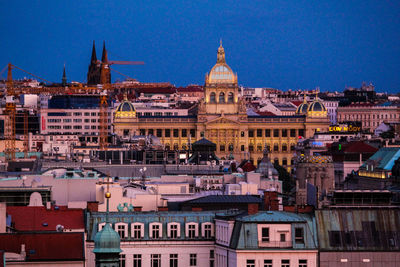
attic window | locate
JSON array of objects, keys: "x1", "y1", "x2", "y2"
[
  {"x1": 295, "y1": 228, "x2": 304, "y2": 244},
  {"x1": 261, "y1": 227, "x2": 269, "y2": 242}
]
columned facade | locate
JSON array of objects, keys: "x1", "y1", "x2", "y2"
[{"x1": 113, "y1": 43, "x2": 329, "y2": 168}]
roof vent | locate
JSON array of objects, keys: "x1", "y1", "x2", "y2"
[
  {"x1": 42, "y1": 222, "x2": 48, "y2": 227},
  {"x1": 266, "y1": 211, "x2": 274, "y2": 214}
]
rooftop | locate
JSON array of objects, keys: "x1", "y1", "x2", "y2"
[
  {"x1": 0, "y1": 232, "x2": 84, "y2": 261},
  {"x1": 7, "y1": 206, "x2": 85, "y2": 231}
]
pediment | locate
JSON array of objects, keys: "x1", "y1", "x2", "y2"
[{"x1": 205, "y1": 116, "x2": 240, "y2": 125}]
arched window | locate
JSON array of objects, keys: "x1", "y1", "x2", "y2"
[
  {"x1": 173, "y1": 143, "x2": 179, "y2": 150},
  {"x1": 228, "y1": 92, "x2": 234, "y2": 103},
  {"x1": 115, "y1": 222, "x2": 128, "y2": 238},
  {"x1": 273, "y1": 143, "x2": 279, "y2": 152},
  {"x1": 167, "y1": 222, "x2": 181, "y2": 238},
  {"x1": 219, "y1": 92, "x2": 225, "y2": 103},
  {"x1": 282, "y1": 143, "x2": 287, "y2": 152},
  {"x1": 282, "y1": 158, "x2": 287, "y2": 166},
  {"x1": 131, "y1": 222, "x2": 144, "y2": 239},
  {"x1": 186, "y1": 222, "x2": 199, "y2": 238},
  {"x1": 165, "y1": 143, "x2": 170, "y2": 150},
  {"x1": 210, "y1": 92, "x2": 216, "y2": 103},
  {"x1": 149, "y1": 222, "x2": 162, "y2": 239},
  {"x1": 201, "y1": 222, "x2": 214, "y2": 238}
]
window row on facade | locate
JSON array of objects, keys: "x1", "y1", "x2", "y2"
[
  {"x1": 120, "y1": 250, "x2": 215, "y2": 267},
  {"x1": 245, "y1": 259, "x2": 308, "y2": 267},
  {"x1": 209, "y1": 92, "x2": 235, "y2": 103},
  {"x1": 137, "y1": 111, "x2": 179, "y2": 116},
  {"x1": 248, "y1": 129, "x2": 304, "y2": 138},
  {"x1": 47, "y1": 112, "x2": 112, "y2": 117},
  {"x1": 99, "y1": 222, "x2": 214, "y2": 239},
  {"x1": 47, "y1": 125, "x2": 111, "y2": 130},
  {"x1": 138, "y1": 128, "x2": 197, "y2": 138},
  {"x1": 135, "y1": 128, "x2": 305, "y2": 139}
]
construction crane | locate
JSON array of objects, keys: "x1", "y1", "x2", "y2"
[
  {"x1": 97, "y1": 49, "x2": 145, "y2": 150},
  {"x1": 99, "y1": 91, "x2": 109, "y2": 150},
  {"x1": 5, "y1": 63, "x2": 16, "y2": 161}
]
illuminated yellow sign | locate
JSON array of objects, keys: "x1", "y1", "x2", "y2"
[{"x1": 329, "y1": 125, "x2": 361, "y2": 132}]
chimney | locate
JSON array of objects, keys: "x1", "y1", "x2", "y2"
[
  {"x1": 133, "y1": 206, "x2": 142, "y2": 212},
  {"x1": 247, "y1": 203, "x2": 259, "y2": 215},
  {"x1": 264, "y1": 191, "x2": 279, "y2": 211},
  {"x1": 46, "y1": 202, "x2": 51, "y2": 210},
  {"x1": 20, "y1": 244, "x2": 26, "y2": 258},
  {"x1": 87, "y1": 201, "x2": 99, "y2": 212}
]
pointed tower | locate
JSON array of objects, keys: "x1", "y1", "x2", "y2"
[
  {"x1": 61, "y1": 64, "x2": 67, "y2": 87},
  {"x1": 91, "y1": 40, "x2": 98, "y2": 63},
  {"x1": 87, "y1": 41, "x2": 101, "y2": 85},
  {"x1": 93, "y1": 178, "x2": 122, "y2": 266},
  {"x1": 100, "y1": 41, "x2": 111, "y2": 84}
]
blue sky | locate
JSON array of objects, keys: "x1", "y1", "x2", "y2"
[{"x1": 1, "y1": 1, "x2": 399, "y2": 92}]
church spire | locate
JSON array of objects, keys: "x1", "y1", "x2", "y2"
[
  {"x1": 217, "y1": 39, "x2": 225, "y2": 63},
  {"x1": 101, "y1": 41, "x2": 108, "y2": 64},
  {"x1": 91, "y1": 40, "x2": 97, "y2": 63},
  {"x1": 62, "y1": 64, "x2": 67, "y2": 86}
]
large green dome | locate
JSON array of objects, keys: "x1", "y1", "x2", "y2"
[{"x1": 93, "y1": 223, "x2": 122, "y2": 254}]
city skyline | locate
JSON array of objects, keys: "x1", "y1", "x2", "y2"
[{"x1": 1, "y1": 1, "x2": 400, "y2": 92}]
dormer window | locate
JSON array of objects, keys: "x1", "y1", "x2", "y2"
[
  {"x1": 149, "y1": 222, "x2": 162, "y2": 239},
  {"x1": 167, "y1": 222, "x2": 180, "y2": 239},
  {"x1": 186, "y1": 223, "x2": 198, "y2": 238},
  {"x1": 131, "y1": 223, "x2": 144, "y2": 239},
  {"x1": 115, "y1": 222, "x2": 128, "y2": 238},
  {"x1": 295, "y1": 228, "x2": 304, "y2": 244},
  {"x1": 202, "y1": 222, "x2": 214, "y2": 238}
]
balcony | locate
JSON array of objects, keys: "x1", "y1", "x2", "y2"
[{"x1": 259, "y1": 240, "x2": 292, "y2": 248}]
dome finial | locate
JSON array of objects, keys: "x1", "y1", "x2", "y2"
[
  {"x1": 105, "y1": 175, "x2": 111, "y2": 223},
  {"x1": 217, "y1": 40, "x2": 225, "y2": 63},
  {"x1": 303, "y1": 91, "x2": 307, "y2": 103},
  {"x1": 220, "y1": 38, "x2": 223, "y2": 47},
  {"x1": 315, "y1": 87, "x2": 319, "y2": 99}
]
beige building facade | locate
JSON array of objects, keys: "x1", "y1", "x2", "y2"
[{"x1": 113, "y1": 43, "x2": 329, "y2": 168}]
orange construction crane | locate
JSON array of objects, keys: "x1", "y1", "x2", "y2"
[
  {"x1": 99, "y1": 93, "x2": 108, "y2": 150},
  {"x1": 5, "y1": 63, "x2": 16, "y2": 161}
]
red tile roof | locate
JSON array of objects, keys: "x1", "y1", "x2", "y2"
[
  {"x1": 176, "y1": 86, "x2": 203, "y2": 92},
  {"x1": 256, "y1": 111, "x2": 276, "y2": 116},
  {"x1": 341, "y1": 141, "x2": 378, "y2": 153},
  {"x1": 7, "y1": 206, "x2": 84, "y2": 231},
  {"x1": 291, "y1": 100, "x2": 303, "y2": 107},
  {"x1": 0, "y1": 232, "x2": 84, "y2": 261}
]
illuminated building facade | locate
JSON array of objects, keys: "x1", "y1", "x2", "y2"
[{"x1": 113, "y1": 43, "x2": 329, "y2": 168}]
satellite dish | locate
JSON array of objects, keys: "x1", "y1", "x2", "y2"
[
  {"x1": 143, "y1": 167, "x2": 147, "y2": 171},
  {"x1": 56, "y1": 224, "x2": 64, "y2": 232},
  {"x1": 22, "y1": 176, "x2": 27, "y2": 181}
]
